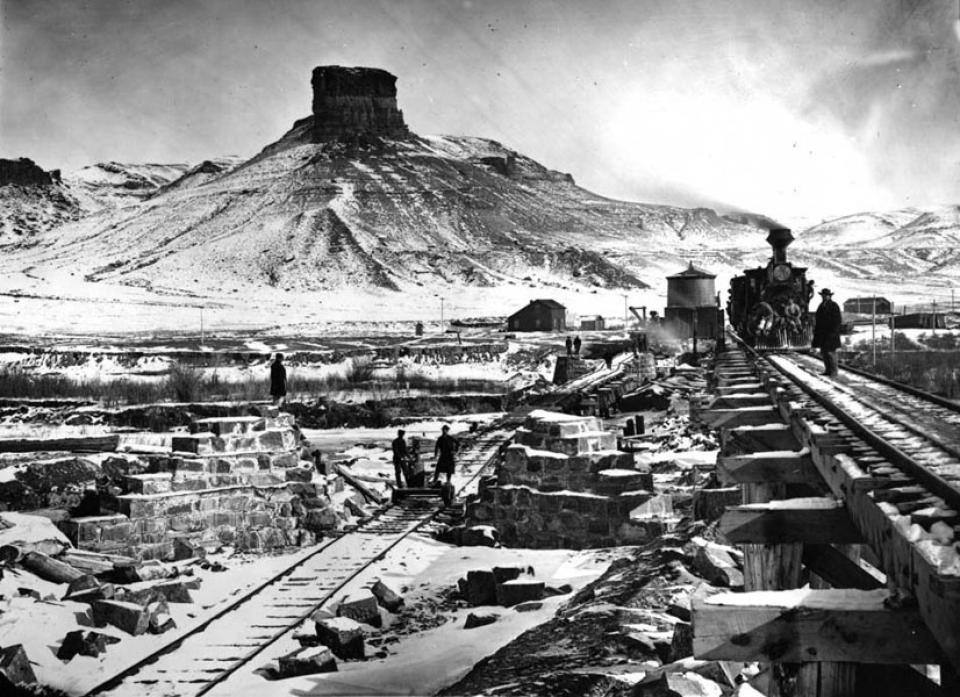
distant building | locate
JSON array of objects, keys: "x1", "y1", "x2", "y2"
[
  {"x1": 890, "y1": 313, "x2": 946, "y2": 330},
  {"x1": 844, "y1": 297, "x2": 892, "y2": 314},
  {"x1": 580, "y1": 315, "x2": 605, "y2": 331},
  {"x1": 507, "y1": 299, "x2": 566, "y2": 332}
]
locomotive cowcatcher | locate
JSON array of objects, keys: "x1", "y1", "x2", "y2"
[{"x1": 727, "y1": 227, "x2": 814, "y2": 349}]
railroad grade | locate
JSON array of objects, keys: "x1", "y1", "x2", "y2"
[{"x1": 85, "y1": 358, "x2": 628, "y2": 697}]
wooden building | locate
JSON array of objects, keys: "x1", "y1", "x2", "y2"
[
  {"x1": 507, "y1": 299, "x2": 566, "y2": 332},
  {"x1": 580, "y1": 315, "x2": 605, "y2": 331},
  {"x1": 844, "y1": 297, "x2": 892, "y2": 314},
  {"x1": 889, "y1": 312, "x2": 946, "y2": 329}
]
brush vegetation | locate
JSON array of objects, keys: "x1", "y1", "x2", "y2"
[
  {"x1": 0, "y1": 364, "x2": 506, "y2": 406},
  {"x1": 848, "y1": 332, "x2": 960, "y2": 398}
]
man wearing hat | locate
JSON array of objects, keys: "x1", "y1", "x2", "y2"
[{"x1": 812, "y1": 288, "x2": 842, "y2": 376}]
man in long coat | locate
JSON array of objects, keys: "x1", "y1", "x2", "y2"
[
  {"x1": 270, "y1": 353, "x2": 287, "y2": 405},
  {"x1": 812, "y1": 289, "x2": 842, "y2": 377}
]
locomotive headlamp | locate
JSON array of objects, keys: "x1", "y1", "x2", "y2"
[{"x1": 772, "y1": 264, "x2": 792, "y2": 282}]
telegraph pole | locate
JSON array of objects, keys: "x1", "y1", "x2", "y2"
[
  {"x1": 890, "y1": 302, "x2": 896, "y2": 360},
  {"x1": 200, "y1": 306, "x2": 205, "y2": 347},
  {"x1": 871, "y1": 296, "x2": 877, "y2": 370},
  {"x1": 622, "y1": 294, "x2": 628, "y2": 331}
]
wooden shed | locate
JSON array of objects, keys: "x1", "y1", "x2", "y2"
[
  {"x1": 889, "y1": 313, "x2": 947, "y2": 329},
  {"x1": 507, "y1": 299, "x2": 567, "y2": 332},
  {"x1": 844, "y1": 297, "x2": 892, "y2": 314},
  {"x1": 580, "y1": 315, "x2": 606, "y2": 331}
]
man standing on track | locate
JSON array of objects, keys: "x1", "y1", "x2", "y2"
[
  {"x1": 812, "y1": 288, "x2": 842, "y2": 377},
  {"x1": 432, "y1": 424, "x2": 458, "y2": 486},
  {"x1": 391, "y1": 429, "x2": 408, "y2": 488}
]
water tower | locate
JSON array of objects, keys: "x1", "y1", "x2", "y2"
[{"x1": 664, "y1": 262, "x2": 721, "y2": 341}]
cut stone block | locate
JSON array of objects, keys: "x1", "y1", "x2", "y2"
[
  {"x1": 56, "y1": 630, "x2": 121, "y2": 661},
  {"x1": 495, "y1": 579, "x2": 545, "y2": 607},
  {"x1": 464, "y1": 612, "x2": 499, "y2": 629},
  {"x1": 461, "y1": 525, "x2": 499, "y2": 547},
  {"x1": 492, "y1": 566, "x2": 523, "y2": 583},
  {"x1": 121, "y1": 578, "x2": 196, "y2": 605},
  {"x1": 466, "y1": 569, "x2": 497, "y2": 606},
  {"x1": 337, "y1": 589, "x2": 381, "y2": 627},
  {"x1": 147, "y1": 599, "x2": 176, "y2": 634},
  {"x1": 371, "y1": 579, "x2": 404, "y2": 613},
  {"x1": 277, "y1": 646, "x2": 338, "y2": 677},
  {"x1": 92, "y1": 599, "x2": 151, "y2": 636},
  {"x1": 315, "y1": 617, "x2": 365, "y2": 660},
  {"x1": 691, "y1": 540, "x2": 744, "y2": 589},
  {"x1": 0, "y1": 644, "x2": 36, "y2": 687},
  {"x1": 64, "y1": 574, "x2": 101, "y2": 600},
  {"x1": 594, "y1": 469, "x2": 653, "y2": 495},
  {"x1": 124, "y1": 473, "x2": 172, "y2": 495}
]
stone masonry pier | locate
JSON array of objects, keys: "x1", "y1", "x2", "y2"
[
  {"x1": 467, "y1": 410, "x2": 670, "y2": 548},
  {"x1": 58, "y1": 410, "x2": 337, "y2": 561}
]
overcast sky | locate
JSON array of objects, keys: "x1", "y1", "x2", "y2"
[{"x1": 2, "y1": 0, "x2": 958, "y2": 226}]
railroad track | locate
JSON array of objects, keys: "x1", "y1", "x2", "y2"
[
  {"x1": 764, "y1": 351, "x2": 960, "y2": 512},
  {"x1": 715, "y1": 335, "x2": 960, "y2": 671},
  {"x1": 84, "y1": 428, "x2": 512, "y2": 697}
]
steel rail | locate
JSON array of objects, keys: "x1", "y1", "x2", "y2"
[
  {"x1": 788, "y1": 353, "x2": 960, "y2": 463},
  {"x1": 84, "y1": 426, "x2": 511, "y2": 697},
  {"x1": 835, "y1": 357, "x2": 960, "y2": 414},
  {"x1": 728, "y1": 331, "x2": 960, "y2": 513}
]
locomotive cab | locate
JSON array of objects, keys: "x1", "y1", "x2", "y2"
[{"x1": 727, "y1": 227, "x2": 814, "y2": 349}]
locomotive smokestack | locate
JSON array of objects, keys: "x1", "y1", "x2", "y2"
[{"x1": 766, "y1": 227, "x2": 794, "y2": 264}]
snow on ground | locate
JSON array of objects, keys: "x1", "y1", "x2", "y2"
[
  {"x1": 212, "y1": 536, "x2": 617, "y2": 697},
  {"x1": 0, "y1": 544, "x2": 324, "y2": 696}
]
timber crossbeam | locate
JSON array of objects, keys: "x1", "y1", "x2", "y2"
[{"x1": 694, "y1": 347, "x2": 960, "y2": 693}]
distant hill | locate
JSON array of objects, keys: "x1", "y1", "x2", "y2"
[{"x1": 1, "y1": 66, "x2": 956, "y2": 333}]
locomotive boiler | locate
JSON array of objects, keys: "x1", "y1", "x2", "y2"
[{"x1": 727, "y1": 227, "x2": 814, "y2": 348}]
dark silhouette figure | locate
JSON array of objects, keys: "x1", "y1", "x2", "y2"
[
  {"x1": 407, "y1": 437, "x2": 425, "y2": 487},
  {"x1": 573, "y1": 335, "x2": 582, "y2": 356},
  {"x1": 812, "y1": 288, "x2": 842, "y2": 377},
  {"x1": 391, "y1": 429, "x2": 408, "y2": 488},
  {"x1": 432, "y1": 424, "x2": 458, "y2": 485},
  {"x1": 270, "y1": 353, "x2": 287, "y2": 405},
  {"x1": 565, "y1": 336, "x2": 573, "y2": 355}
]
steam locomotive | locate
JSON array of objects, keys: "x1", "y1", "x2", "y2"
[{"x1": 727, "y1": 227, "x2": 814, "y2": 349}]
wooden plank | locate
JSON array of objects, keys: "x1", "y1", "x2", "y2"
[
  {"x1": 692, "y1": 589, "x2": 942, "y2": 664},
  {"x1": 766, "y1": 394, "x2": 960, "y2": 672},
  {"x1": 802, "y1": 544, "x2": 884, "y2": 591},
  {"x1": 715, "y1": 383, "x2": 764, "y2": 395},
  {"x1": 719, "y1": 500, "x2": 861, "y2": 544},
  {"x1": 717, "y1": 451, "x2": 818, "y2": 485},
  {"x1": 335, "y1": 464, "x2": 386, "y2": 505},
  {"x1": 700, "y1": 406, "x2": 783, "y2": 430},
  {"x1": 0, "y1": 434, "x2": 119, "y2": 453},
  {"x1": 721, "y1": 424, "x2": 801, "y2": 454},
  {"x1": 706, "y1": 394, "x2": 772, "y2": 410}
]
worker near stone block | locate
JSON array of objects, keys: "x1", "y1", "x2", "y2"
[
  {"x1": 812, "y1": 288, "x2": 842, "y2": 377},
  {"x1": 270, "y1": 353, "x2": 287, "y2": 405},
  {"x1": 565, "y1": 335, "x2": 573, "y2": 355},
  {"x1": 391, "y1": 429, "x2": 408, "y2": 487},
  {"x1": 573, "y1": 335, "x2": 582, "y2": 356},
  {"x1": 432, "y1": 424, "x2": 458, "y2": 486}
]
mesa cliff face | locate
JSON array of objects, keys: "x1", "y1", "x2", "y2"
[
  {"x1": 311, "y1": 66, "x2": 409, "y2": 141},
  {"x1": 0, "y1": 158, "x2": 60, "y2": 186},
  {"x1": 0, "y1": 65, "x2": 773, "y2": 299}
]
